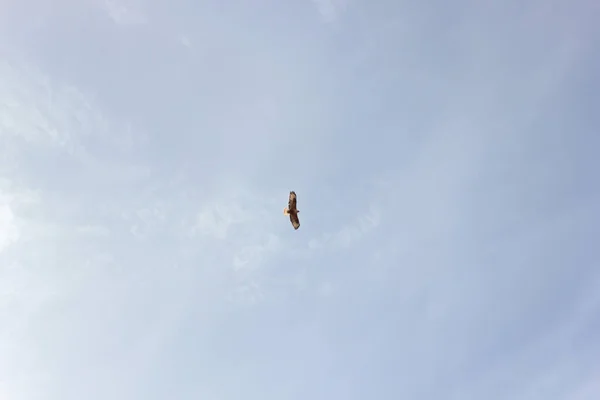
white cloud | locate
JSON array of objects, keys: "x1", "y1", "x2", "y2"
[
  {"x1": 317, "y1": 281, "x2": 335, "y2": 297},
  {"x1": 0, "y1": 382, "x2": 8, "y2": 400},
  {"x1": 191, "y1": 202, "x2": 247, "y2": 241},
  {"x1": 311, "y1": 0, "x2": 348, "y2": 23},
  {"x1": 308, "y1": 204, "x2": 380, "y2": 251},
  {"x1": 0, "y1": 179, "x2": 41, "y2": 255},
  {"x1": 102, "y1": 0, "x2": 147, "y2": 25},
  {"x1": 569, "y1": 372, "x2": 600, "y2": 400},
  {"x1": 186, "y1": 192, "x2": 288, "y2": 305},
  {"x1": 125, "y1": 204, "x2": 167, "y2": 239},
  {"x1": 178, "y1": 34, "x2": 192, "y2": 49},
  {"x1": 0, "y1": 203, "x2": 19, "y2": 254},
  {"x1": 0, "y1": 61, "x2": 117, "y2": 162},
  {"x1": 75, "y1": 224, "x2": 110, "y2": 237},
  {"x1": 233, "y1": 234, "x2": 280, "y2": 271}
]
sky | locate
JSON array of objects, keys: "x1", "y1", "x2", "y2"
[{"x1": 0, "y1": 0, "x2": 599, "y2": 399}]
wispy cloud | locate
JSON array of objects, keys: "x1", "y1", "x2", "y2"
[
  {"x1": 178, "y1": 34, "x2": 192, "y2": 49},
  {"x1": 311, "y1": 0, "x2": 348, "y2": 23},
  {"x1": 308, "y1": 204, "x2": 380, "y2": 251},
  {"x1": 189, "y1": 201, "x2": 248, "y2": 241},
  {"x1": 185, "y1": 189, "x2": 291, "y2": 305},
  {"x1": 102, "y1": 0, "x2": 147, "y2": 25},
  {"x1": 0, "y1": 201, "x2": 19, "y2": 253}
]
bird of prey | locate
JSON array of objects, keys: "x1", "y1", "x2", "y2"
[{"x1": 283, "y1": 191, "x2": 300, "y2": 230}]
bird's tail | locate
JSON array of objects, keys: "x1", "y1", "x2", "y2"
[{"x1": 283, "y1": 208, "x2": 290, "y2": 215}]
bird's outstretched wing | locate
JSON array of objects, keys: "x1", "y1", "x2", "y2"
[
  {"x1": 288, "y1": 191, "x2": 297, "y2": 212},
  {"x1": 290, "y1": 212, "x2": 300, "y2": 230}
]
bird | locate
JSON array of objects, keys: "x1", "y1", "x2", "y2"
[{"x1": 283, "y1": 191, "x2": 300, "y2": 230}]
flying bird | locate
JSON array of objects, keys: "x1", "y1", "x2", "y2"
[{"x1": 283, "y1": 191, "x2": 300, "y2": 230}]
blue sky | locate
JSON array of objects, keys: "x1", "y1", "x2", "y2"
[{"x1": 1, "y1": 0, "x2": 599, "y2": 399}]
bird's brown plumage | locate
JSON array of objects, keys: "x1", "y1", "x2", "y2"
[{"x1": 284, "y1": 191, "x2": 300, "y2": 230}]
